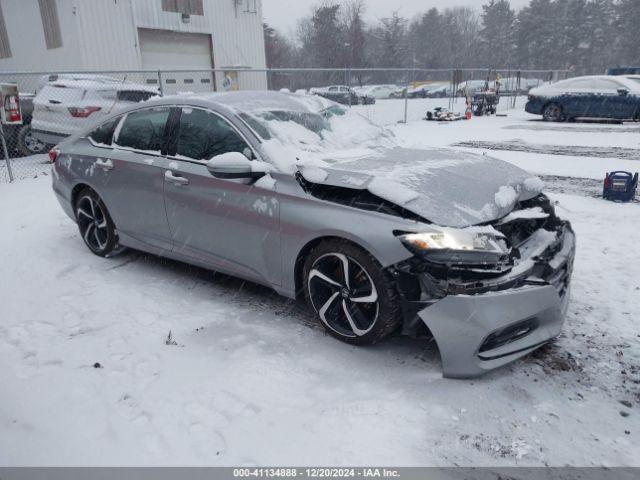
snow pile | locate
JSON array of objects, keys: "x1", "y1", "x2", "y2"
[
  {"x1": 499, "y1": 207, "x2": 549, "y2": 224},
  {"x1": 523, "y1": 176, "x2": 545, "y2": 193},
  {"x1": 299, "y1": 166, "x2": 328, "y2": 183},
  {"x1": 494, "y1": 186, "x2": 519, "y2": 209},
  {"x1": 254, "y1": 174, "x2": 276, "y2": 191}
]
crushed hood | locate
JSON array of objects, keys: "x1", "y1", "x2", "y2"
[{"x1": 299, "y1": 147, "x2": 543, "y2": 228}]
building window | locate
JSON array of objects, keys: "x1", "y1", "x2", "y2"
[
  {"x1": 0, "y1": 3, "x2": 12, "y2": 59},
  {"x1": 243, "y1": 0, "x2": 257, "y2": 14},
  {"x1": 38, "y1": 0, "x2": 63, "y2": 49},
  {"x1": 234, "y1": 0, "x2": 257, "y2": 15},
  {"x1": 161, "y1": 0, "x2": 204, "y2": 16}
]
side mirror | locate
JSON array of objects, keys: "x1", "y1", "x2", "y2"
[
  {"x1": 206, "y1": 152, "x2": 264, "y2": 179},
  {"x1": 618, "y1": 88, "x2": 629, "y2": 96}
]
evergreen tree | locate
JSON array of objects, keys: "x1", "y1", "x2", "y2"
[
  {"x1": 299, "y1": 3, "x2": 345, "y2": 69},
  {"x1": 616, "y1": 0, "x2": 640, "y2": 65},
  {"x1": 515, "y1": 0, "x2": 559, "y2": 69},
  {"x1": 378, "y1": 12, "x2": 409, "y2": 68},
  {"x1": 263, "y1": 23, "x2": 296, "y2": 68},
  {"x1": 582, "y1": 0, "x2": 616, "y2": 74},
  {"x1": 409, "y1": 8, "x2": 446, "y2": 69},
  {"x1": 342, "y1": 0, "x2": 368, "y2": 69},
  {"x1": 480, "y1": 0, "x2": 517, "y2": 68}
]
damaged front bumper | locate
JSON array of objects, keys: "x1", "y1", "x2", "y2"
[{"x1": 399, "y1": 222, "x2": 575, "y2": 378}]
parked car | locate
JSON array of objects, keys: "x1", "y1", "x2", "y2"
[
  {"x1": 525, "y1": 75, "x2": 640, "y2": 122},
  {"x1": 606, "y1": 66, "x2": 640, "y2": 76},
  {"x1": 32, "y1": 77, "x2": 160, "y2": 145},
  {"x1": 456, "y1": 80, "x2": 497, "y2": 96},
  {"x1": 352, "y1": 84, "x2": 398, "y2": 99},
  {"x1": 407, "y1": 82, "x2": 451, "y2": 98},
  {"x1": 50, "y1": 91, "x2": 575, "y2": 378},
  {"x1": 312, "y1": 85, "x2": 375, "y2": 105},
  {"x1": 422, "y1": 83, "x2": 451, "y2": 98},
  {"x1": 497, "y1": 77, "x2": 532, "y2": 96},
  {"x1": 389, "y1": 86, "x2": 408, "y2": 99}
]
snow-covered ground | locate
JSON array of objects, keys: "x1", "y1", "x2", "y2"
[{"x1": 1, "y1": 98, "x2": 639, "y2": 466}]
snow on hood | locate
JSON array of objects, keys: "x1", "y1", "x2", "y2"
[{"x1": 300, "y1": 148, "x2": 543, "y2": 228}]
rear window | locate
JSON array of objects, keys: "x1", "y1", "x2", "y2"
[
  {"x1": 115, "y1": 108, "x2": 170, "y2": 152},
  {"x1": 97, "y1": 90, "x2": 157, "y2": 103},
  {"x1": 38, "y1": 84, "x2": 85, "y2": 103},
  {"x1": 117, "y1": 90, "x2": 157, "y2": 103}
]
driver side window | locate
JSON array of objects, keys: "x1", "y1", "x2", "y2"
[{"x1": 175, "y1": 108, "x2": 250, "y2": 161}]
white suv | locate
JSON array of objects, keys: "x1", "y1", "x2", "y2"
[{"x1": 32, "y1": 76, "x2": 159, "y2": 145}]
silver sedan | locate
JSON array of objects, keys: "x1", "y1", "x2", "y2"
[{"x1": 50, "y1": 91, "x2": 575, "y2": 378}]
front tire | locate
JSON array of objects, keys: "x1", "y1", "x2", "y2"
[
  {"x1": 542, "y1": 103, "x2": 564, "y2": 122},
  {"x1": 74, "y1": 189, "x2": 118, "y2": 257},
  {"x1": 303, "y1": 240, "x2": 402, "y2": 345}
]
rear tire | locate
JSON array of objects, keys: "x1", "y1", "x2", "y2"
[
  {"x1": 74, "y1": 188, "x2": 118, "y2": 257},
  {"x1": 17, "y1": 124, "x2": 48, "y2": 156},
  {"x1": 542, "y1": 103, "x2": 564, "y2": 122},
  {"x1": 303, "y1": 240, "x2": 402, "y2": 345}
]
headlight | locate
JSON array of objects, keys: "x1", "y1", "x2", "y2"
[{"x1": 397, "y1": 229, "x2": 510, "y2": 265}]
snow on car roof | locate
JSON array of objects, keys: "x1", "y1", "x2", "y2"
[
  {"x1": 46, "y1": 78, "x2": 159, "y2": 93},
  {"x1": 532, "y1": 74, "x2": 640, "y2": 92},
  {"x1": 184, "y1": 90, "x2": 337, "y2": 114}
]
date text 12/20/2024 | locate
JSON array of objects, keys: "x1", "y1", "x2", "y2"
[{"x1": 233, "y1": 469, "x2": 400, "y2": 478}]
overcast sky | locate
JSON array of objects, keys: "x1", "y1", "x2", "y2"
[{"x1": 263, "y1": 0, "x2": 531, "y2": 34}]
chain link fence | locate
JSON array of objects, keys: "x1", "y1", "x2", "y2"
[{"x1": 0, "y1": 67, "x2": 571, "y2": 183}]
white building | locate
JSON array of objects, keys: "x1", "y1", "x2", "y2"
[{"x1": 0, "y1": 0, "x2": 267, "y2": 92}]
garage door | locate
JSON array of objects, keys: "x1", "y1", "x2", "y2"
[{"x1": 138, "y1": 28, "x2": 215, "y2": 94}]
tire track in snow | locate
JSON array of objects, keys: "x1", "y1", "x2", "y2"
[
  {"x1": 503, "y1": 124, "x2": 640, "y2": 134},
  {"x1": 453, "y1": 140, "x2": 640, "y2": 161}
]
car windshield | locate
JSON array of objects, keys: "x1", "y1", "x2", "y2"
[
  {"x1": 239, "y1": 104, "x2": 346, "y2": 140},
  {"x1": 260, "y1": 110, "x2": 328, "y2": 135},
  {"x1": 220, "y1": 92, "x2": 394, "y2": 172}
]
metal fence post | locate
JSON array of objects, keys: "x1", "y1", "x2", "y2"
[
  {"x1": 347, "y1": 68, "x2": 352, "y2": 108},
  {"x1": 0, "y1": 123, "x2": 14, "y2": 182},
  {"x1": 157, "y1": 70, "x2": 164, "y2": 96},
  {"x1": 402, "y1": 70, "x2": 410, "y2": 124}
]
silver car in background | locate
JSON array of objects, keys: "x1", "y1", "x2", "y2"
[
  {"x1": 50, "y1": 91, "x2": 575, "y2": 378},
  {"x1": 32, "y1": 76, "x2": 160, "y2": 145}
]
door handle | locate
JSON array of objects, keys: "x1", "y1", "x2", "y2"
[
  {"x1": 165, "y1": 170, "x2": 189, "y2": 186},
  {"x1": 95, "y1": 158, "x2": 114, "y2": 170}
]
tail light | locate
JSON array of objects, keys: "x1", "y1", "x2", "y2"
[
  {"x1": 48, "y1": 147, "x2": 60, "y2": 163},
  {"x1": 68, "y1": 106, "x2": 101, "y2": 118},
  {"x1": 604, "y1": 172, "x2": 609, "y2": 189}
]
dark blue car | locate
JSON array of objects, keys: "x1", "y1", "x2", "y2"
[{"x1": 525, "y1": 75, "x2": 640, "y2": 122}]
